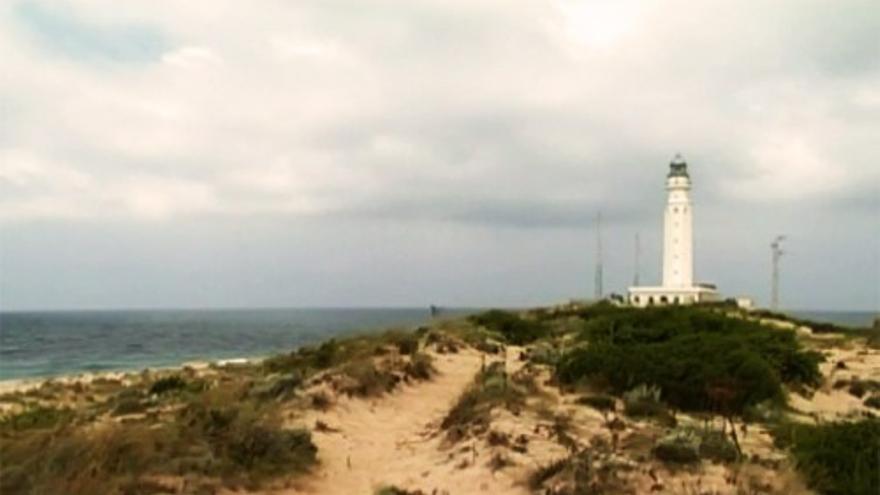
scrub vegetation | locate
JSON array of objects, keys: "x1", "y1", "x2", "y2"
[
  {"x1": 1, "y1": 303, "x2": 875, "y2": 495},
  {"x1": 556, "y1": 304, "x2": 823, "y2": 414},
  {"x1": 771, "y1": 419, "x2": 880, "y2": 495},
  {"x1": 0, "y1": 327, "x2": 436, "y2": 494}
]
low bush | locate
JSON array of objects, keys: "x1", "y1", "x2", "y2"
[
  {"x1": 653, "y1": 429, "x2": 700, "y2": 464},
  {"x1": 469, "y1": 310, "x2": 549, "y2": 345},
  {"x1": 262, "y1": 339, "x2": 340, "y2": 374},
  {"x1": 742, "y1": 400, "x2": 786, "y2": 423},
  {"x1": 148, "y1": 375, "x2": 187, "y2": 395},
  {"x1": 556, "y1": 306, "x2": 821, "y2": 415},
  {"x1": 863, "y1": 394, "x2": 880, "y2": 410},
  {"x1": 474, "y1": 339, "x2": 502, "y2": 355},
  {"x1": 0, "y1": 393, "x2": 317, "y2": 494},
  {"x1": 111, "y1": 397, "x2": 150, "y2": 416},
  {"x1": 254, "y1": 373, "x2": 303, "y2": 401},
  {"x1": 847, "y1": 378, "x2": 880, "y2": 399},
  {"x1": 339, "y1": 361, "x2": 397, "y2": 397},
  {"x1": 226, "y1": 425, "x2": 316, "y2": 475},
  {"x1": 529, "y1": 457, "x2": 568, "y2": 490},
  {"x1": 849, "y1": 380, "x2": 867, "y2": 398},
  {"x1": 310, "y1": 391, "x2": 332, "y2": 410},
  {"x1": 375, "y1": 486, "x2": 425, "y2": 495},
  {"x1": 698, "y1": 430, "x2": 738, "y2": 463},
  {"x1": 404, "y1": 353, "x2": 435, "y2": 380},
  {"x1": 528, "y1": 447, "x2": 626, "y2": 494},
  {"x1": 386, "y1": 331, "x2": 419, "y2": 355},
  {"x1": 772, "y1": 419, "x2": 880, "y2": 495},
  {"x1": 0, "y1": 406, "x2": 74, "y2": 432},
  {"x1": 622, "y1": 384, "x2": 665, "y2": 417},
  {"x1": 442, "y1": 362, "x2": 525, "y2": 441},
  {"x1": 527, "y1": 342, "x2": 561, "y2": 366}
]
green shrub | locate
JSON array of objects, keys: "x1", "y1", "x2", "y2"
[
  {"x1": 743, "y1": 400, "x2": 785, "y2": 423},
  {"x1": 556, "y1": 306, "x2": 818, "y2": 415},
  {"x1": 111, "y1": 398, "x2": 150, "y2": 416},
  {"x1": 772, "y1": 419, "x2": 880, "y2": 495},
  {"x1": 846, "y1": 379, "x2": 880, "y2": 399},
  {"x1": 653, "y1": 429, "x2": 700, "y2": 464},
  {"x1": 623, "y1": 384, "x2": 664, "y2": 417},
  {"x1": 528, "y1": 457, "x2": 569, "y2": 490},
  {"x1": 148, "y1": 375, "x2": 187, "y2": 395},
  {"x1": 698, "y1": 430, "x2": 738, "y2": 463},
  {"x1": 340, "y1": 361, "x2": 396, "y2": 397},
  {"x1": 849, "y1": 380, "x2": 867, "y2": 398},
  {"x1": 254, "y1": 373, "x2": 303, "y2": 401},
  {"x1": 469, "y1": 310, "x2": 549, "y2": 345},
  {"x1": 375, "y1": 486, "x2": 425, "y2": 495},
  {"x1": 404, "y1": 353, "x2": 435, "y2": 380},
  {"x1": 0, "y1": 394, "x2": 318, "y2": 494},
  {"x1": 262, "y1": 339, "x2": 340, "y2": 374},
  {"x1": 386, "y1": 331, "x2": 419, "y2": 355},
  {"x1": 864, "y1": 394, "x2": 880, "y2": 410},
  {"x1": 442, "y1": 362, "x2": 524, "y2": 441},
  {"x1": 527, "y1": 343, "x2": 561, "y2": 366},
  {"x1": 474, "y1": 340, "x2": 502, "y2": 355},
  {"x1": 0, "y1": 406, "x2": 74, "y2": 432},
  {"x1": 528, "y1": 446, "x2": 626, "y2": 493},
  {"x1": 227, "y1": 426, "x2": 316, "y2": 474}
]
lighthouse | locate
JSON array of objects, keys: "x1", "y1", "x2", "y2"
[
  {"x1": 662, "y1": 154, "x2": 693, "y2": 288},
  {"x1": 628, "y1": 155, "x2": 719, "y2": 307}
]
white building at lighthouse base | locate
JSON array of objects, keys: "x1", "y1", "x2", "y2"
[{"x1": 628, "y1": 284, "x2": 719, "y2": 307}]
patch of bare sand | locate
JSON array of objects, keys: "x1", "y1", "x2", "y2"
[
  {"x1": 290, "y1": 349, "x2": 487, "y2": 494},
  {"x1": 789, "y1": 343, "x2": 880, "y2": 421}
]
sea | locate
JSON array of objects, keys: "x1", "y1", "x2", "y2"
[
  {"x1": 0, "y1": 308, "x2": 470, "y2": 381},
  {"x1": 0, "y1": 308, "x2": 876, "y2": 382}
]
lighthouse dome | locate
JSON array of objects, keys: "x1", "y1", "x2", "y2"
[{"x1": 668, "y1": 154, "x2": 689, "y2": 178}]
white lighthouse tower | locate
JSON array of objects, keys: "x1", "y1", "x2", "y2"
[
  {"x1": 628, "y1": 155, "x2": 719, "y2": 307},
  {"x1": 662, "y1": 155, "x2": 693, "y2": 288}
]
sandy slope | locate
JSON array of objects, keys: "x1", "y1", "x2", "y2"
[{"x1": 292, "y1": 349, "x2": 484, "y2": 495}]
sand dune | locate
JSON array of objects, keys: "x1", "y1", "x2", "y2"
[{"x1": 293, "y1": 349, "x2": 484, "y2": 494}]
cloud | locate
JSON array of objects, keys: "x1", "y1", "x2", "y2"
[
  {"x1": 2, "y1": 0, "x2": 877, "y2": 225},
  {"x1": 0, "y1": 0, "x2": 877, "y2": 309}
]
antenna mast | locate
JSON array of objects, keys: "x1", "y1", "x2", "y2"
[
  {"x1": 633, "y1": 233, "x2": 641, "y2": 286},
  {"x1": 595, "y1": 211, "x2": 603, "y2": 299},
  {"x1": 771, "y1": 235, "x2": 786, "y2": 310}
]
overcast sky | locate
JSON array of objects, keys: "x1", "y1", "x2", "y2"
[{"x1": 1, "y1": 0, "x2": 878, "y2": 311}]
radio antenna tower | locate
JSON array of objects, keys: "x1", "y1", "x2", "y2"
[
  {"x1": 595, "y1": 211, "x2": 603, "y2": 299},
  {"x1": 633, "y1": 233, "x2": 641, "y2": 286},
  {"x1": 771, "y1": 235, "x2": 786, "y2": 310}
]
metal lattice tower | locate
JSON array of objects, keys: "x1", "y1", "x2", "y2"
[
  {"x1": 633, "y1": 233, "x2": 641, "y2": 286},
  {"x1": 771, "y1": 235, "x2": 786, "y2": 310},
  {"x1": 595, "y1": 211, "x2": 603, "y2": 299}
]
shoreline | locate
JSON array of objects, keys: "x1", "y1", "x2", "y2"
[
  {"x1": 0, "y1": 355, "x2": 264, "y2": 396},
  {"x1": 1, "y1": 307, "x2": 875, "y2": 395}
]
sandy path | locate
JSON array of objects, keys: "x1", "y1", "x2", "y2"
[{"x1": 294, "y1": 349, "x2": 483, "y2": 495}]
